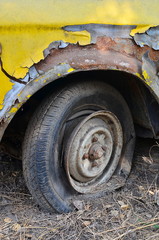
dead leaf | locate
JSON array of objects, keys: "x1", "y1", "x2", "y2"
[
  {"x1": 118, "y1": 200, "x2": 125, "y2": 206},
  {"x1": 12, "y1": 223, "x2": 21, "y2": 232},
  {"x1": 148, "y1": 190, "x2": 154, "y2": 195},
  {"x1": 12, "y1": 172, "x2": 18, "y2": 177},
  {"x1": 4, "y1": 217, "x2": 12, "y2": 223},
  {"x1": 120, "y1": 214, "x2": 125, "y2": 220},
  {"x1": 105, "y1": 204, "x2": 113, "y2": 209},
  {"x1": 126, "y1": 210, "x2": 132, "y2": 218},
  {"x1": 82, "y1": 221, "x2": 91, "y2": 227},
  {"x1": 142, "y1": 156, "x2": 152, "y2": 164},
  {"x1": 138, "y1": 185, "x2": 145, "y2": 191},
  {"x1": 0, "y1": 234, "x2": 4, "y2": 239},
  {"x1": 121, "y1": 204, "x2": 130, "y2": 210},
  {"x1": 84, "y1": 204, "x2": 91, "y2": 211}
]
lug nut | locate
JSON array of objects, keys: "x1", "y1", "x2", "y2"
[
  {"x1": 82, "y1": 153, "x2": 89, "y2": 160},
  {"x1": 92, "y1": 137, "x2": 98, "y2": 142}
]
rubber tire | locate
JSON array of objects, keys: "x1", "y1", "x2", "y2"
[{"x1": 22, "y1": 80, "x2": 135, "y2": 213}]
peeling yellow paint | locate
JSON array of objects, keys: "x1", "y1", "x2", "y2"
[
  {"x1": 143, "y1": 70, "x2": 150, "y2": 80},
  {"x1": 145, "y1": 80, "x2": 152, "y2": 86},
  {"x1": 130, "y1": 25, "x2": 155, "y2": 36},
  {"x1": 9, "y1": 102, "x2": 22, "y2": 113},
  {"x1": 0, "y1": 28, "x2": 90, "y2": 109},
  {"x1": 142, "y1": 70, "x2": 153, "y2": 86},
  {"x1": 135, "y1": 73, "x2": 142, "y2": 79},
  {"x1": 33, "y1": 76, "x2": 43, "y2": 83},
  {"x1": 9, "y1": 107, "x2": 18, "y2": 113},
  {"x1": 34, "y1": 79, "x2": 40, "y2": 82},
  {"x1": 0, "y1": 29, "x2": 90, "y2": 79},
  {"x1": 67, "y1": 68, "x2": 75, "y2": 73}
]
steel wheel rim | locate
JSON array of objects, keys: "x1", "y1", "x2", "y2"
[{"x1": 64, "y1": 111, "x2": 123, "y2": 193}]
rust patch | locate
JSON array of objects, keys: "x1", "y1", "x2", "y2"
[
  {"x1": 96, "y1": 37, "x2": 116, "y2": 51},
  {"x1": 36, "y1": 36, "x2": 159, "y2": 78},
  {"x1": 36, "y1": 37, "x2": 142, "y2": 75}
]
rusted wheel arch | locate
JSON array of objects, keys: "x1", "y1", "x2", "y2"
[
  {"x1": 1, "y1": 40, "x2": 159, "y2": 143},
  {"x1": 15, "y1": 39, "x2": 159, "y2": 111}
]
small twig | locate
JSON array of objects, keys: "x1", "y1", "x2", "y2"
[{"x1": 21, "y1": 226, "x2": 60, "y2": 230}]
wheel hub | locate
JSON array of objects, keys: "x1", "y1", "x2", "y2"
[
  {"x1": 88, "y1": 143, "x2": 105, "y2": 160},
  {"x1": 64, "y1": 111, "x2": 123, "y2": 193}
]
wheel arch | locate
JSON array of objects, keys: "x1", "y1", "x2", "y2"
[{"x1": 1, "y1": 41, "x2": 159, "y2": 157}]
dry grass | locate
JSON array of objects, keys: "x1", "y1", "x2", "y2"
[{"x1": 1, "y1": 138, "x2": 159, "y2": 240}]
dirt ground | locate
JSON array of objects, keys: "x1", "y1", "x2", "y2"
[{"x1": 1, "y1": 138, "x2": 159, "y2": 240}]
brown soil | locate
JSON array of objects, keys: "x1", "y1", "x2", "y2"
[{"x1": 1, "y1": 138, "x2": 159, "y2": 240}]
